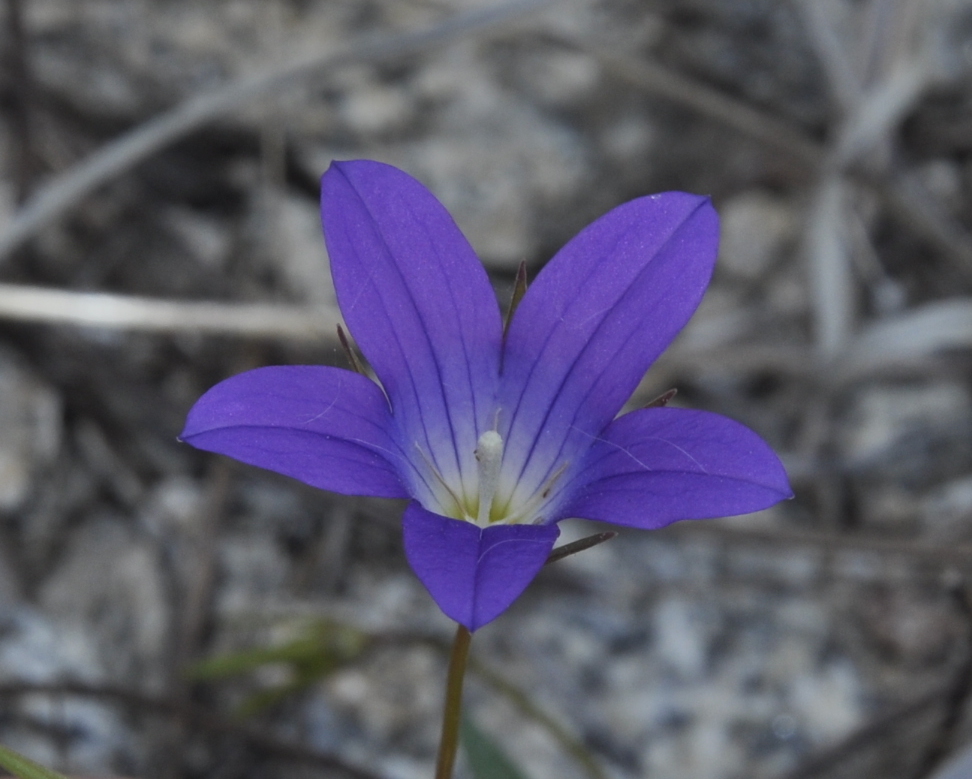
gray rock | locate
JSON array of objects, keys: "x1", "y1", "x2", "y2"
[
  {"x1": 719, "y1": 190, "x2": 798, "y2": 280},
  {"x1": 0, "y1": 351, "x2": 61, "y2": 512},
  {"x1": 38, "y1": 517, "x2": 170, "y2": 687},
  {"x1": 0, "y1": 608, "x2": 126, "y2": 775}
]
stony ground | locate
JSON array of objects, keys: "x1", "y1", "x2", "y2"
[{"x1": 2, "y1": 1, "x2": 972, "y2": 778}]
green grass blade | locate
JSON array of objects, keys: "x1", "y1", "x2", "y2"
[
  {"x1": 460, "y1": 716, "x2": 531, "y2": 779},
  {"x1": 0, "y1": 744, "x2": 70, "y2": 779}
]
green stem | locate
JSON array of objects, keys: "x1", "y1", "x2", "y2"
[{"x1": 435, "y1": 624, "x2": 472, "y2": 779}]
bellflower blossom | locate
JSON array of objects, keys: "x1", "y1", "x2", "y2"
[{"x1": 182, "y1": 160, "x2": 792, "y2": 631}]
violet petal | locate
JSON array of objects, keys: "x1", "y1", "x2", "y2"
[
  {"x1": 402, "y1": 503, "x2": 560, "y2": 631},
  {"x1": 181, "y1": 365, "x2": 408, "y2": 498},
  {"x1": 498, "y1": 193, "x2": 719, "y2": 507},
  {"x1": 560, "y1": 407, "x2": 793, "y2": 528},
  {"x1": 321, "y1": 160, "x2": 502, "y2": 502}
]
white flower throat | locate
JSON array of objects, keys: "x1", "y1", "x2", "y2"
[{"x1": 419, "y1": 428, "x2": 567, "y2": 527}]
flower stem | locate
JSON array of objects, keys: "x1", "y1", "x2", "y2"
[{"x1": 435, "y1": 624, "x2": 472, "y2": 779}]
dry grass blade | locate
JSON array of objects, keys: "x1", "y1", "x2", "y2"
[
  {"x1": 551, "y1": 32, "x2": 821, "y2": 165},
  {"x1": 792, "y1": 0, "x2": 863, "y2": 112},
  {"x1": 835, "y1": 61, "x2": 928, "y2": 164},
  {"x1": 0, "y1": 682, "x2": 388, "y2": 779},
  {"x1": 554, "y1": 30, "x2": 972, "y2": 285},
  {"x1": 467, "y1": 656, "x2": 609, "y2": 779},
  {"x1": 927, "y1": 741, "x2": 972, "y2": 779},
  {"x1": 20, "y1": 234, "x2": 967, "y2": 359},
  {"x1": 0, "y1": 283, "x2": 341, "y2": 340},
  {"x1": 807, "y1": 177, "x2": 854, "y2": 355},
  {"x1": 876, "y1": 170, "x2": 972, "y2": 275},
  {"x1": 669, "y1": 522, "x2": 972, "y2": 568},
  {"x1": 0, "y1": 0, "x2": 562, "y2": 264},
  {"x1": 842, "y1": 298, "x2": 972, "y2": 374},
  {"x1": 4, "y1": 0, "x2": 36, "y2": 203},
  {"x1": 779, "y1": 681, "x2": 951, "y2": 779}
]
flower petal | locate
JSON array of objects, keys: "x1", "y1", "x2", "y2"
[
  {"x1": 321, "y1": 160, "x2": 502, "y2": 504},
  {"x1": 402, "y1": 503, "x2": 560, "y2": 631},
  {"x1": 559, "y1": 408, "x2": 792, "y2": 528},
  {"x1": 497, "y1": 193, "x2": 719, "y2": 507},
  {"x1": 181, "y1": 365, "x2": 409, "y2": 498}
]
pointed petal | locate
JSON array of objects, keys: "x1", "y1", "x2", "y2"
[
  {"x1": 181, "y1": 366, "x2": 409, "y2": 498},
  {"x1": 321, "y1": 161, "x2": 502, "y2": 502},
  {"x1": 497, "y1": 193, "x2": 718, "y2": 506},
  {"x1": 559, "y1": 408, "x2": 792, "y2": 528},
  {"x1": 402, "y1": 503, "x2": 559, "y2": 631}
]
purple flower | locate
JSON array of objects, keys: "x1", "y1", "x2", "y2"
[{"x1": 182, "y1": 160, "x2": 792, "y2": 631}]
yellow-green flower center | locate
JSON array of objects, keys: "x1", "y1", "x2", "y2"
[{"x1": 418, "y1": 430, "x2": 568, "y2": 528}]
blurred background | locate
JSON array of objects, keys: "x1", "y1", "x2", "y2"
[{"x1": 1, "y1": 0, "x2": 972, "y2": 777}]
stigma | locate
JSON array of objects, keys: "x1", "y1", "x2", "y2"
[{"x1": 474, "y1": 430, "x2": 504, "y2": 525}]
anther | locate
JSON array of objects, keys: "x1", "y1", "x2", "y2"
[{"x1": 505, "y1": 462, "x2": 569, "y2": 525}]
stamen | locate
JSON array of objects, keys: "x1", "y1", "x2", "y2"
[
  {"x1": 504, "y1": 462, "x2": 569, "y2": 525},
  {"x1": 414, "y1": 443, "x2": 466, "y2": 519},
  {"x1": 474, "y1": 430, "x2": 504, "y2": 525}
]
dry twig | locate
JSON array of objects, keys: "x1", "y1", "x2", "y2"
[
  {"x1": 669, "y1": 521, "x2": 972, "y2": 568},
  {"x1": 3, "y1": 0, "x2": 36, "y2": 203},
  {"x1": 551, "y1": 31, "x2": 972, "y2": 284},
  {"x1": 0, "y1": 0, "x2": 560, "y2": 263},
  {"x1": 781, "y1": 680, "x2": 951, "y2": 779},
  {"x1": 0, "y1": 681, "x2": 387, "y2": 779},
  {"x1": 0, "y1": 283, "x2": 341, "y2": 341}
]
